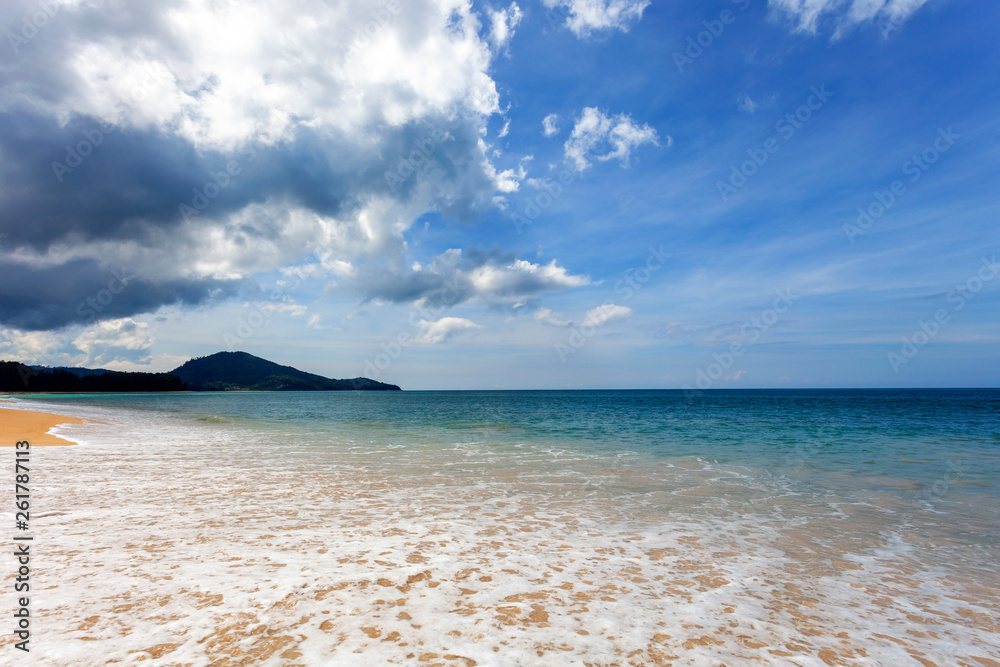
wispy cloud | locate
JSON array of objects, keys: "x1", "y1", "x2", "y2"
[
  {"x1": 489, "y1": 3, "x2": 524, "y2": 49},
  {"x1": 564, "y1": 107, "x2": 660, "y2": 171},
  {"x1": 415, "y1": 317, "x2": 483, "y2": 344},
  {"x1": 542, "y1": 113, "x2": 561, "y2": 138},
  {"x1": 544, "y1": 0, "x2": 650, "y2": 37},
  {"x1": 582, "y1": 304, "x2": 631, "y2": 327},
  {"x1": 769, "y1": 0, "x2": 931, "y2": 34}
]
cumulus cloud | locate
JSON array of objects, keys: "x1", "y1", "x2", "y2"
[
  {"x1": 4, "y1": 0, "x2": 500, "y2": 151},
  {"x1": 415, "y1": 317, "x2": 483, "y2": 344},
  {"x1": 769, "y1": 0, "x2": 931, "y2": 34},
  {"x1": 489, "y1": 3, "x2": 523, "y2": 49},
  {"x1": 542, "y1": 113, "x2": 561, "y2": 137},
  {"x1": 72, "y1": 318, "x2": 154, "y2": 367},
  {"x1": 0, "y1": 0, "x2": 514, "y2": 331},
  {"x1": 564, "y1": 107, "x2": 660, "y2": 171},
  {"x1": 544, "y1": 0, "x2": 650, "y2": 37},
  {"x1": 0, "y1": 316, "x2": 158, "y2": 369},
  {"x1": 0, "y1": 328, "x2": 72, "y2": 367},
  {"x1": 333, "y1": 247, "x2": 591, "y2": 310}
]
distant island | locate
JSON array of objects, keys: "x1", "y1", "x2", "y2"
[
  {"x1": 0, "y1": 351, "x2": 400, "y2": 393},
  {"x1": 171, "y1": 351, "x2": 399, "y2": 391}
]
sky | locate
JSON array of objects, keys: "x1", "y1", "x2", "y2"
[{"x1": 0, "y1": 0, "x2": 997, "y2": 390}]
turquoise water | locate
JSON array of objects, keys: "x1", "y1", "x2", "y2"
[
  {"x1": 8, "y1": 389, "x2": 1000, "y2": 664},
  {"x1": 26, "y1": 388, "x2": 1000, "y2": 491}
]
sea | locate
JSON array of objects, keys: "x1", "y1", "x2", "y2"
[{"x1": 3, "y1": 389, "x2": 999, "y2": 666}]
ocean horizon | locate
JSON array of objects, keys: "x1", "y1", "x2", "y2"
[{"x1": 5, "y1": 388, "x2": 998, "y2": 664}]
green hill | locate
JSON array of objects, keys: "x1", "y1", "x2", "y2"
[{"x1": 170, "y1": 351, "x2": 400, "y2": 392}]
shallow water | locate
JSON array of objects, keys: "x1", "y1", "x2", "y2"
[{"x1": 3, "y1": 390, "x2": 999, "y2": 665}]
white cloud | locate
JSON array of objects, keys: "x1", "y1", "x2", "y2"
[
  {"x1": 582, "y1": 303, "x2": 631, "y2": 327},
  {"x1": 465, "y1": 258, "x2": 591, "y2": 304},
  {"x1": 0, "y1": 317, "x2": 177, "y2": 370},
  {"x1": 564, "y1": 107, "x2": 660, "y2": 171},
  {"x1": 487, "y1": 157, "x2": 527, "y2": 194},
  {"x1": 328, "y1": 260, "x2": 356, "y2": 279},
  {"x1": 15, "y1": 0, "x2": 501, "y2": 152},
  {"x1": 415, "y1": 317, "x2": 483, "y2": 343},
  {"x1": 489, "y1": 3, "x2": 524, "y2": 49},
  {"x1": 535, "y1": 307, "x2": 572, "y2": 327},
  {"x1": 769, "y1": 0, "x2": 931, "y2": 34},
  {"x1": 256, "y1": 296, "x2": 308, "y2": 319},
  {"x1": 0, "y1": 328, "x2": 75, "y2": 367},
  {"x1": 72, "y1": 318, "x2": 153, "y2": 366},
  {"x1": 542, "y1": 113, "x2": 561, "y2": 137},
  {"x1": 336, "y1": 247, "x2": 591, "y2": 310},
  {"x1": 544, "y1": 0, "x2": 650, "y2": 37},
  {"x1": 0, "y1": 0, "x2": 519, "y2": 330}
]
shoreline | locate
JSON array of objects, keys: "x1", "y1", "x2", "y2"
[
  {"x1": 0, "y1": 406, "x2": 85, "y2": 446},
  {"x1": 1, "y1": 392, "x2": 997, "y2": 664}
]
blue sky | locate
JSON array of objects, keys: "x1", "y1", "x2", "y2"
[{"x1": 0, "y1": 0, "x2": 997, "y2": 389}]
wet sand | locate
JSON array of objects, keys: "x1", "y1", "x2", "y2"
[
  {"x1": 0, "y1": 406, "x2": 84, "y2": 445},
  {"x1": 5, "y1": 399, "x2": 999, "y2": 665}
]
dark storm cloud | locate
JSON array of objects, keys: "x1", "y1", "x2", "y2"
[
  {"x1": 0, "y1": 107, "x2": 493, "y2": 328},
  {"x1": 0, "y1": 110, "x2": 206, "y2": 249},
  {"x1": 0, "y1": 0, "x2": 508, "y2": 331},
  {"x1": 0, "y1": 257, "x2": 250, "y2": 331},
  {"x1": 0, "y1": 107, "x2": 493, "y2": 250}
]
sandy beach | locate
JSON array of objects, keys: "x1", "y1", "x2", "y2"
[
  {"x1": 0, "y1": 406, "x2": 83, "y2": 446},
  {"x1": 1, "y1": 392, "x2": 997, "y2": 665}
]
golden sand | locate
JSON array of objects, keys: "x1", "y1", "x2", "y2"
[{"x1": 0, "y1": 406, "x2": 84, "y2": 446}]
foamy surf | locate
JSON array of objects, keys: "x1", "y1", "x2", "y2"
[{"x1": 3, "y1": 394, "x2": 998, "y2": 666}]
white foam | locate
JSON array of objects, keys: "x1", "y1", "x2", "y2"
[{"x1": 1, "y1": 400, "x2": 998, "y2": 665}]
